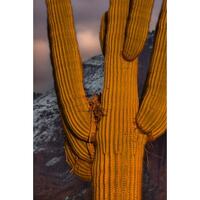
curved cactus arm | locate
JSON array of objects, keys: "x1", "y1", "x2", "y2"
[
  {"x1": 66, "y1": 132, "x2": 94, "y2": 162},
  {"x1": 123, "y1": 0, "x2": 154, "y2": 61},
  {"x1": 100, "y1": 0, "x2": 154, "y2": 61},
  {"x1": 63, "y1": 122, "x2": 94, "y2": 162},
  {"x1": 101, "y1": 0, "x2": 154, "y2": 60},
  {"x1": 136, "y1": 0, "x2": 167, "y2": 141},
  {"x1": 46, "y1": 0, "x2": 93, "y2": 142},
  {"x1": 64, "y1": 142, "x2": 92, "y2": 181}
]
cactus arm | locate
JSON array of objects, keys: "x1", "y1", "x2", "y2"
[
  {"x1": 62, "y1": 121, "x2": 94, "y2": 162},
  {"x1": 101, "y1": 0, "x2": 154, "y2": 60},
  {"x1": 64, "y1": 142, "x2": 92, "y2": 181},
  {"x1": 65, "y1": 130, "x2": 94, "y2": 162},
  {"x1": 136, "y1": 0, "x2": 167, "y2": 141},
  {"x1": 123, "y1": 0, "x2": 154, "y2": 61},
  {"x1": 46, "y1": 0, "x2": 93, "y2": 141}
]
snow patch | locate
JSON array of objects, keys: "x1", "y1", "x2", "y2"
[{"x1": 46, "y1": 156, "x2": 62, "y2": 167}]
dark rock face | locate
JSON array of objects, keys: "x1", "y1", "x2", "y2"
[
  {"x1": 142, "y1": 134, "x2": 167, "y2": 200},
  {"x1": 34, "y1": 32, "x2": 166, "y2": 200},
  {"x1": 138, "y1": 31, "x2": 155, "y2": 98}
]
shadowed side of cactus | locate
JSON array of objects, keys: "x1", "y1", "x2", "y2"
[{"x1": 46, "y1": 0, "x2": 166, "y2": 199}]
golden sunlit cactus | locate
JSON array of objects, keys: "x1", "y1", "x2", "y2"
[{"x1": 46, "y1": 0, "x2": 166, "y2": 199}]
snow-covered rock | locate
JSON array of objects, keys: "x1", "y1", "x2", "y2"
[{"x1": 83, "y1": 55, "x2": 104, "y2": 96}]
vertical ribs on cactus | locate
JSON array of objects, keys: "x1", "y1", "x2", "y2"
[{"x1": 46, "y1": 0, "x2": 166, "y2": 199}]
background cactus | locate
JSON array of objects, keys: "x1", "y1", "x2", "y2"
[{"x1": 46, "y1": 0, "x2": 166, "y2": 199}]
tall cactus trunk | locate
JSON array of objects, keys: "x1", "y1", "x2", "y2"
[
  {"x1": 92, "y1": 59, "x2": 146, "y2": 200},
  {"x1": 46, "y1": 0, "x2": 166, "y2": 199},
  {"x1": 92, "y1": 131, "x2": 147, "y2": 200}
]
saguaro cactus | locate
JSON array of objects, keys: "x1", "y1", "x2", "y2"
[{"x1": 46, "y1": 0, "x2": 166, "y2": 199}]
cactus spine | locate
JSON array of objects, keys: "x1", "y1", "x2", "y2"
[{"x1": 46, "y1": 0, "x2": 166, "y2": 199}]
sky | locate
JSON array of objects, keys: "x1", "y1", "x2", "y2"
[{"x1": 34, "y1": 0, "x2": 163, "y2": 93}]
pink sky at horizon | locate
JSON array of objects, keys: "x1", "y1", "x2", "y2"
[{"x1": 34, "y1": 0, "x2": 163, "y2": 93}]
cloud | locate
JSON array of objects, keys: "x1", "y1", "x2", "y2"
[
  {"x1": 150, "y1": 0, "x2": 163, "y2": 31},
  {"x1": 77, "y1": 30, "x2": 101, "y2": 60},
  {"x1": 34, "y1": 39, "x2": 53, "y2": 92},
  {"x1": 34, "y1": 39, "x2": 49, "y2": 68},
  {"x1": 34, "y1": 0, "x2": 48, "y2": 41},
  {"x1": 72, "y1": 0, "x2": 108, "y2": 23}
]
